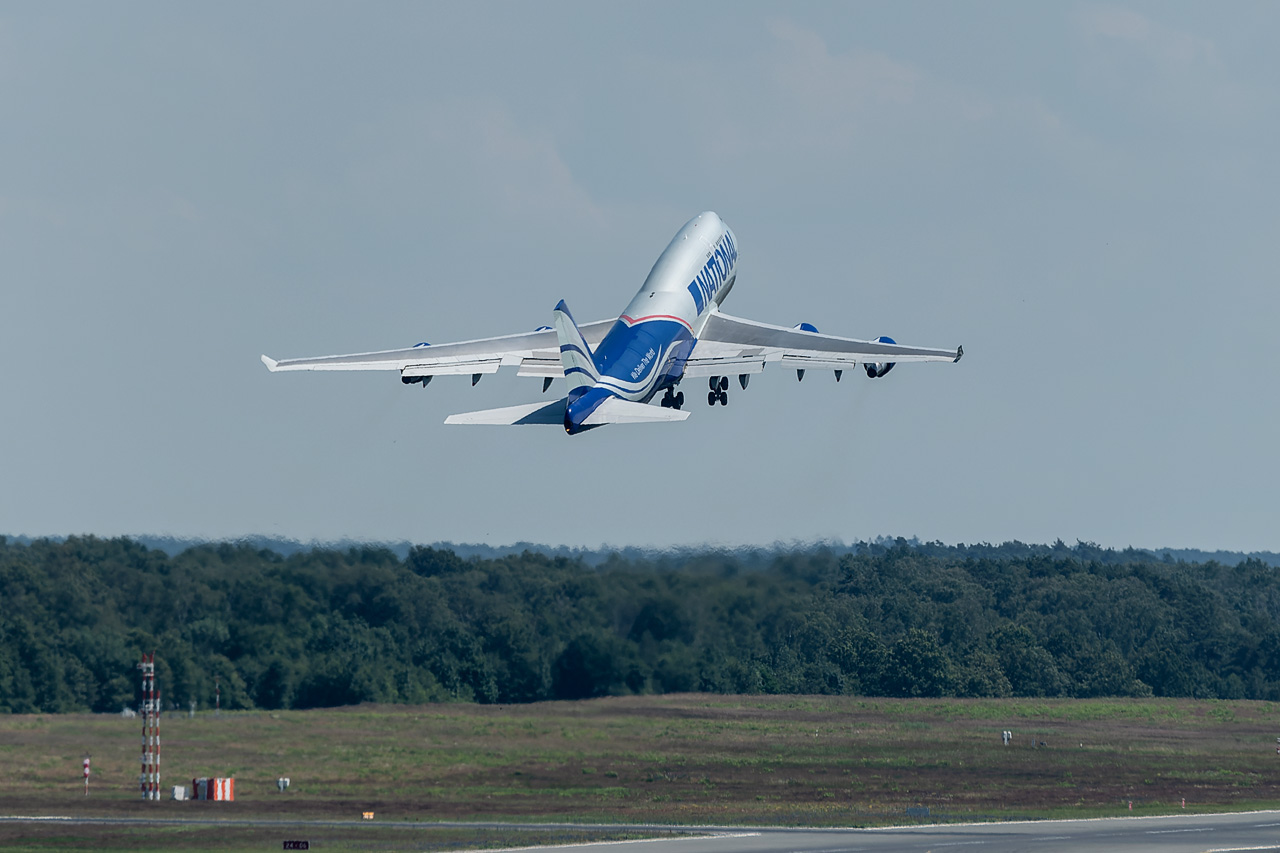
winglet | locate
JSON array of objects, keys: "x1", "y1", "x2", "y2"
[
  {"x1": 261, "y1": 354, "x2": 280, "y2": 371},
  {"x1": 954, "y1": 345, "x2": 964, "y2": 363}
]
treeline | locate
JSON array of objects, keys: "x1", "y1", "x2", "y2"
[{"x1": 2, "y1": 535, "x2": 1278, "y2": 713}]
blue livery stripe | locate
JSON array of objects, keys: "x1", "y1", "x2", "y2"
[{"x1": 685, "y1": 230, "x2": 737, "y2": 315}]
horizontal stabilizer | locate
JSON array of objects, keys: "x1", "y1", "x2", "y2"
[
  {"x1": 581, "y1": 397, "x2": 690, "y2": 425},
  {"x1": 444, "y1": 399, "x2": 566, "y2": 426},
  {"x1": 444, "y1": 396, "x2": 690, "y2": 427}
]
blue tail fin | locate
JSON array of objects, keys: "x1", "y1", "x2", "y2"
[{"x1": 553, "y1": 300, "x2": 599, "y2": 399}]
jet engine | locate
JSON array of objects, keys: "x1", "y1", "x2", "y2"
[{"x1": 865, "y1": 336, "x2": 896, "y2": 378}]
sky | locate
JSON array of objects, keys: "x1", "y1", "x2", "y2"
[{"x1": 2, "y1": 2, "x2": 1277, "y2": 552}]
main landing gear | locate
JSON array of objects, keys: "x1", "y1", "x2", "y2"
[
  {"x1": 707, "y1": 376, "x2": 728, "y2": 406},
  {"x1": 660, "y1": 387, "x2": 685, "y2": 410}
]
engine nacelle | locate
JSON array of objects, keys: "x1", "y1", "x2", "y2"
[
  {"x1": 865, "y1": 336, "x2": 896, "y2": 378},
  {"x1": 793, "y1": 322, "x2": 819, "y2": 333}
]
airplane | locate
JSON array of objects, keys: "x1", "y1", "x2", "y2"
[{"x1": 262, "y1": 211, "x2": 963, "y2": 435}]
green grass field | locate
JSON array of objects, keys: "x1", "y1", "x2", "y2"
[{"x1": 3, "y1": 694, "x2": 1280, "y2": 849}]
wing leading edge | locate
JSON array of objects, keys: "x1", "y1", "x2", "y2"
[
  {"x1": 686, "y1": 310, "x2": 961, "y2": 375},
  {"x1": 261, "y1": 319, "x2": 614, "y2": 379}
]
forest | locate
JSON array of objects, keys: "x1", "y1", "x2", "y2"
[{"x1": 2, "y1": 535, "x2": 1278, "y2": 713}]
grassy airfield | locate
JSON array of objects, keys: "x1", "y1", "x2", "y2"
[{"x1": 3, "y1": 694, "x2": 1280, "y2": 850}]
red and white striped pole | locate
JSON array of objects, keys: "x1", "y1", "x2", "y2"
[
  {"x1": 83, "y1": 757, "x2": 90, "y2": 796},
  {"x1": 154, "y1": 686, "x2": 161, "y2": 800},
  {"x1": 138, "y1": 652, "x2": 160, "y2": 801},
  {"x1": 139, "y1": 654, "x2": 148, "y2": 800}
]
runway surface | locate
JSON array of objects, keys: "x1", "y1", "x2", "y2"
[
  {"x1": 529, "y1": 811, "x2": 1280, "y2": 852},
  {"x1": 5, "y1": 810, "x2": 1280, "y2": 852}
]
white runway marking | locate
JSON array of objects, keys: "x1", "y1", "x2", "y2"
[{"x1": 464, "y1": 833, "x2": 763, "y2": 853}]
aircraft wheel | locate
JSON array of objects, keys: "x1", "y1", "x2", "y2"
[
  {"x1": 718, "y1": 391, "x2": 729, "y2": 406},
  {"x1": 675, "y1": 391, "x2": 684, "y2": 408},
  {"x1": 707, "y1": 391, "x2": 718, "y2": 406},
  {"x1": 708, "y1": 376, "x2": 720, "y2": 391},
  {"x1": 719, "y1": 376, "x2": 729, "y2": 392}
]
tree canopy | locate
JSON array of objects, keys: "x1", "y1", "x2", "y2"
[{"x1": 2, "y1": 535, "x2": 1277, "y2": 713}]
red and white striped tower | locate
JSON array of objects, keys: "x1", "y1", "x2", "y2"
[
  {"x1": 137, "y1": 652, "x2": 160, "y2": 801},
  {"x1": 155, "y1": 685, "x2": 161, "y2": 800},
  {"x1": 138, "y1": 653, "x2": 148, "y2": 800}
]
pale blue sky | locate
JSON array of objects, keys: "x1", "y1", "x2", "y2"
[{"x1": 2, "y1": 3, "x2": 1276, "y2": 550}]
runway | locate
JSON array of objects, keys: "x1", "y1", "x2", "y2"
[
  {"x1": 5, "y1": 811, "x2": 1280, "y2": 852},
  {"x1": 518, "y1": 812, "x2": 1280, "y2": 852}
]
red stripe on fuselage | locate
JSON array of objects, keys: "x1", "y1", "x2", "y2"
[{"x1": 620, "y1": 314, "x2": 693, "y2": 333}]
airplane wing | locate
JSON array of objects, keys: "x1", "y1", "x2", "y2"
[
  {"x1": 684, "y1": 310, "x2": 962, "y2": 377},
  {"x1": 261, "y1": 320, "x2": 614, "y2": 381}
]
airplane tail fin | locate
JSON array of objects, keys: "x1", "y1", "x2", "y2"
[{"x1": 553, "y1": 300, "x2": 599, "y2": 398}]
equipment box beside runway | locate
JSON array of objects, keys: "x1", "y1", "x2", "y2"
[{"x1": 192, "y1": 777, "x2": 234, "y2": 801}]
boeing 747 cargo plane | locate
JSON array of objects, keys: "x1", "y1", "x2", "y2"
[{"x1": 262, "y1": 212, "x2": 962, "y2": 434}]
